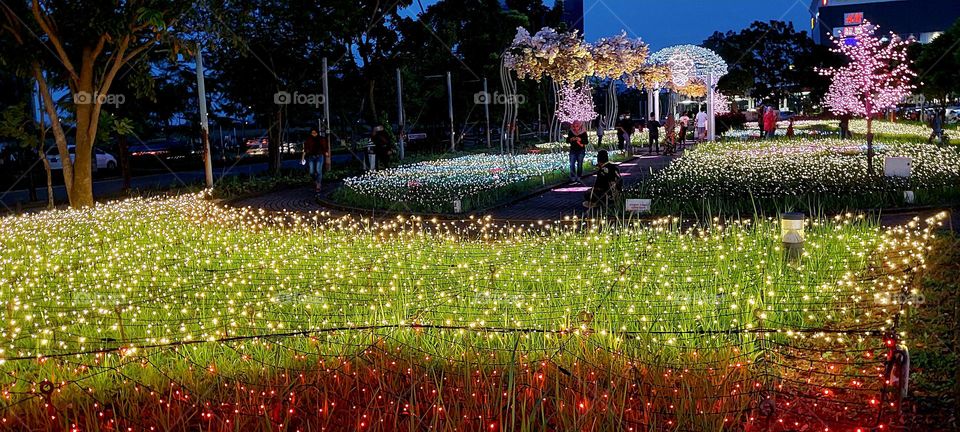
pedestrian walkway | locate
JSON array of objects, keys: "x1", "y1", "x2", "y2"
[
  {"x1": 485, "y1": 154, "x2": 674, "y2": 220},
  {"x1": 232, "y1": 152, "x2": 678, "y2": 220}
]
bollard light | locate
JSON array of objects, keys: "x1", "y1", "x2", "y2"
[
  {"x1": 781, "y1": 212, "x2": 805, "y2": 244},
  {"x1": 781, "y1": 212, "x2": 804, "y2": 260}
]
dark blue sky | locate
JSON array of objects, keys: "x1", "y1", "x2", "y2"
[{"x1": 402, "y1": 0, "x2": 813, "y2": 49}]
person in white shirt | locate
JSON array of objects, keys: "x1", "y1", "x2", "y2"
[{"x1": 695, "y1": 110, "x2": 708, "y2": 142}]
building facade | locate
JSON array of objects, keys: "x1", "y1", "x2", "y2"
[
  {"x1": 559, "y1": 0, "x2": 585, "y2": 34},
  {"x1": 810, "y1": 0, "x2": 960, "y2": 45}
]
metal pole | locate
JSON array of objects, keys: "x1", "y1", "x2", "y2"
[
  {"x1": 322, "y1": 57, "x2": 331, "y2": 135},
  {"x1": 195, "y1": 44, "x2": 213, "y2": 188},
  {"x1": 707, "y1": 72, "x2": 716, "y2": 141},
  {"x1": 397, "y1": 68, "x2": 405, "y2": 160},
  {"x1": 483, "y1": 77, "x2": 491, "y2": 148},
  {"x1": 447, "y1": 71, "x2": 455, "y2": 151}
]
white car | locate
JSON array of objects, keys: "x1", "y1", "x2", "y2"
[{"x1": 47, "y1": 146, "x2": 118, "y2": 172}]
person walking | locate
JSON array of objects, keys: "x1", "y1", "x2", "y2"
[
  {"x1": 645, "y1": 112, "x2": 660, "y2": 154},
  {"x1": 763, "y1": 107, "x2": 777, "y2": 139},
  {"x1": 567, "y1": 121, "x2": 588, "y2": 183},
  {"x1": 678, "y1": 112, "x2": 690, "y2": 148},
  {"x1": 616, "y1": 113, "x2": 635, "y2": 153},
  {"x1": 301, "y1": 128, "x2": 330, "y2": 193},
  {"x1": 371, "y1": 125, "x2": 392, "y2": 170},
  {"x1": 695, "y1": 110, "x2": 708, "y2": 142},
  {"x1": 664, "y1": 113, "x2": 677, "y2": 155},
  {"x1": 927, "y1": 108, "x2": 944, "y2": 145}
]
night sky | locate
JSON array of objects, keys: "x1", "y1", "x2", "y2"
[{"x1": 403, "y1": 0, "x2": 813, "y2": 49}]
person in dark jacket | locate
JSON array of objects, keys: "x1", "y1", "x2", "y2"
[
  {"x1": 301, "y1": 128, "x2": 330, "y2": 192},
  {"x1": 583, "y1": 150, "x2": 621, "y2": 209},
  {"x1": 616, "y1": 113, "x2": 635, "y2": 152},
  {"x1": 371, "y1": 125, "x2": 392, "y2": 169},
  {"x1": 645, "y1": 112, "x2": 660, "y2": 154},
  {"x1": 567, "y1": 121, "x2": 588, "y2": 183}
]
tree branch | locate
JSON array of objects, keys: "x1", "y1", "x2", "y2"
[{"x1": 31, "y1": 0, "x2": 78, "y2": 81}]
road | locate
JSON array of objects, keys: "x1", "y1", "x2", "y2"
[{"x1": 0, "y1": 154, "x2": 355, "y2": 210}]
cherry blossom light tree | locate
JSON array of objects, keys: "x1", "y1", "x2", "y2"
[
  {"x1": 820, "y1": 22, "x2": 915, "y2": 175},
  {"x1": 556, "y1": 82, "x2": 598, "y2": 124}
]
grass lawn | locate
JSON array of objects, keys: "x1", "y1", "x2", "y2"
[{"x1": 0, "y1": 194, "x2": 939, "y2": 430}]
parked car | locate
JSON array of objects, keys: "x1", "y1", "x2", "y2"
[
  {"x1": 129, "y1": 137, "x2": 192, "y2": 159},
  {"x1": 242, "y1": 138, "x2": 270, "y2": 157},
  {"x1": 47, "y1": 146, "x2": 117, "y2": 172}
]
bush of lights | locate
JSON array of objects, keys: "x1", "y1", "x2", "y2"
[
  {"x1": 742, "y1": 118, "x2": 948, "y2": 140},
  {"x1": 339, "y1": 151, "x2": 620, "y2": 212},
  {"x1": 646, "y1": 139, "x2": 960, "y2": 201},
  {"x1": 0, "y1": 194, "x2": 938, "y2": 430}
]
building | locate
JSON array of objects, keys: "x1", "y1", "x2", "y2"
[
  {"x1": 810, "y1": 0, "x2": 960, "y2": 45},
  {"x1": 559, "y1": 0, "x2": 585, "y2": 35}
]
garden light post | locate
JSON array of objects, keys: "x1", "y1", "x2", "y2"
[
  {"x1": 483, "y1": 77, "x2": 491, "y2": 148},
  {"x1": 781, "y1": 212, "x2": 805, "y2": 260},
  {"x1": 397, "y1": 68, "x2": 406, "y2": 160},
  {"x1": 447, "y1": 71, "x2": 455, "y2": 151},
  {"x1": 322, "y1": 58, "x2": 331, "y2": 135}
]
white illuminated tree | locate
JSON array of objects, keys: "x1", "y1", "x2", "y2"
[
  {"x1": 556, "y1": 83, "x2": 598, "y2": 124},
  {"x1": 820, "y1": 22, "x2": 915, "y2": 175}
]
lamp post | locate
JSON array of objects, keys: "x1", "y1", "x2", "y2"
[{"x1": 426, "y1": 73, "x2": 455, "y2": 151}]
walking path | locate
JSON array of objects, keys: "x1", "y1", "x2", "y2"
[
  {"x1": 233, "y1": 151, "x2": 678, "y2": 220},
  {"x1": 230, "y1": 150, "x2": 957, "y2": 231}
]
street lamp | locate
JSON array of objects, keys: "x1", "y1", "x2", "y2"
[{"x1": 425, "y1": 72, "x2": 454, "y2": 151}]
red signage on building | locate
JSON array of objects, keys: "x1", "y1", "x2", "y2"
[{"x1": 844, "y1": 12, "x2": 864, "y2": 25}]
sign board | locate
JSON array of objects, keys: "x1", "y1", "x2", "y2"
[
  {"x1": 406, "y1": 133, "x2": 427, "y2": 140},
  {"x1": 625, "y1": 198, "x2": 652, "y2": 213},
  {"x1": 844, "y1": 12, "x2": 864, "y2": 26},
  {"x1": 453, "y1": 200, "x2": 462, "y2": 213},
  {"x1": 884, "y1": 157, "x2": 912, "y2": 177}
]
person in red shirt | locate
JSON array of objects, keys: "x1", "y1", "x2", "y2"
[
  {"x1": 763, "y1": 107, "x2": 777, "y2": 139},
  {"x1": 567, "y1": 121, "x2": 588, "y2": 183},
  {"x1": 301, "y1": 128, "x2": 330, "y2": 192}
]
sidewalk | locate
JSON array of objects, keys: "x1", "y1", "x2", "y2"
[{"x1": 485, "y1": 154, "x2": 674, "y2": 220}]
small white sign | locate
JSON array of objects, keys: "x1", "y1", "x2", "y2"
[
  {"x1": 625, "y1": 198, "x2": 652, "y2": 213},
  {"x1": 453, "y1": 200, "x2": 462, "y2": 213},
  {"x1": 904, "y1": 190, "x2": 915, "y2": 204},
  {"x1": 884, "y1": 157, "x2": 912, "y2": 177}
]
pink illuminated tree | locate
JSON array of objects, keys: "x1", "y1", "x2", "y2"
[
  {"x1": 820, "y1": 22, "x2": 915, "y2": 175},
  {"x1": 556, "y1": 82, "x2": 598, "y2": 124}
]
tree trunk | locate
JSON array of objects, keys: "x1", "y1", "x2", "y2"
[
  {"x1": 118, "y1": 134, "x2": 131, "y2": 193},
  {"x1": 268, "y1": 109, "x2": 282, "y2": 174},
  {"x1": 367, "y1": 79, "x2": 378, "y2": 125},
  {"x1": 866, "y1": 116, "x2": 874, "y2": 177},
  {"x1": 37, "y1": 149, "x2": 53, "y2": 209}
]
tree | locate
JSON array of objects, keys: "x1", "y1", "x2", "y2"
[
  {"x1": 0, "y1": 1, "x2": 187, "y2": 208},
  {"x1": 820, "y1": 22, "x2": 915, "y2": 175},
  {"x1": 703, "y1": 21, "x2": 833, "y2": 107},
  {"x1": 911, "y1": 18, "x2": 960, "y2": 104}
]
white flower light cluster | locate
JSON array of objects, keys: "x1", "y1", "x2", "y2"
[
  {"x1": 648, "y1": 139, "x2": 960, "y2": 199},
  {"x1": 649, "y1": 45, "x2": 728, "y2": 87},
  {"x1": 343, "y1": 152, "x2": 618, "y2": 207}
]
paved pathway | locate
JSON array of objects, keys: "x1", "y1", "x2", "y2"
[{"x1": 485, "y1": 154, "x2": 674, "y2": 220}]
